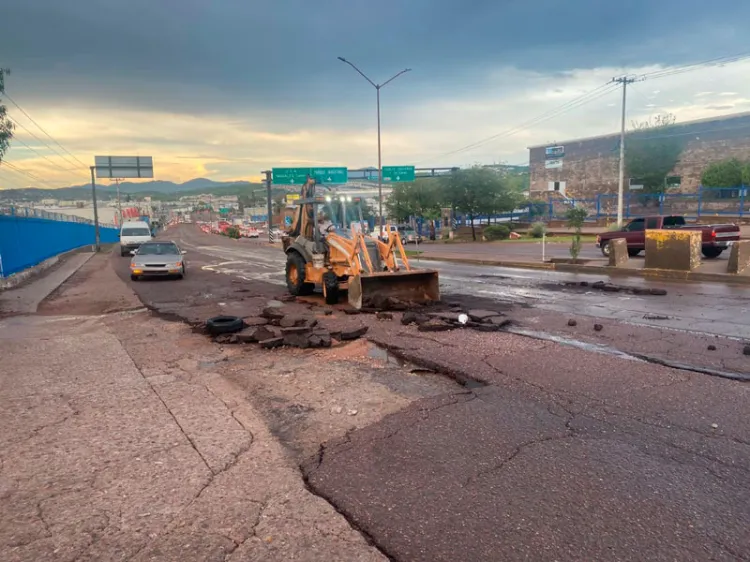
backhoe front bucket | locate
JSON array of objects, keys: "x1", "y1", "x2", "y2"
[{"x1": 348, "y1": 270, "x2": 440, "y2": 310}]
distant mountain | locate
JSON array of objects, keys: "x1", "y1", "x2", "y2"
[{"x1": 0, "y1": 178, "x2": 257, "y2": 203}]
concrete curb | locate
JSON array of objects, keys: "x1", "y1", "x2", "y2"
[{"x1": 417, "y1": 255, "x2": 750, "y2": 285}]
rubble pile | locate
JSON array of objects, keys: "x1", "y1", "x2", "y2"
[{"x1": 207, "y1": 306, "x2": 369, "y2": 349}]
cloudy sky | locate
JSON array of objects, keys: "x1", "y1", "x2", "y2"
[{"x1": 1, "y1": 0, "x2": 749, "y2": 187}]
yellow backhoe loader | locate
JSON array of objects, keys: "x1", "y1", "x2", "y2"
[{"x1": 280, "y1": 177, "x2": 439, "y2": 309}]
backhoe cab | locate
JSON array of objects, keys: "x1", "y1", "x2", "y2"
[{"x1": 280, "y1": 177, "x2": 439, "y2": 309}]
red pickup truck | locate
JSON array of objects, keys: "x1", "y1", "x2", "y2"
[{"x1": 596, "y1": 215, "x2": 740, "y2": 259}]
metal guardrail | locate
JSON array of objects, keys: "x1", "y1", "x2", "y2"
[{"x1": 0, "y1": 206, "x2": 117, "y2": 227}]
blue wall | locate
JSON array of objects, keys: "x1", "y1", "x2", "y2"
[{"x1": 0, "y1": 215, "x2": 120, "y2": 277}]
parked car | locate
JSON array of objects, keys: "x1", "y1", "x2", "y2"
[
  {"x1": 596, "y1": 215, "x2": 740, "y2": 259},
  {"x1": 398, "y1": 226, "x2": 423, "y2": 244},
  {"x1": 129, "y1": 241, "x2": 187, "y2": 281}
]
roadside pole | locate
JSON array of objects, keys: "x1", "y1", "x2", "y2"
[
  {"x1": 263, "y1": 170, "x2": 273, "y2": 243},
  {"x1": 90, "y1": 166, "x2": 101, "y2": 252},
  {"x1": 542, "y1": 231, "x2": 546, "y2": 263}
]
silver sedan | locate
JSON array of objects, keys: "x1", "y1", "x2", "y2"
[{"x1": 129, "y1": 241, "x2": 187, "y2": 281}]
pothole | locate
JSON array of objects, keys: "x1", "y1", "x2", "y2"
[{"x1": 367, "y1": 342, "x2": 488, "y2": 389}]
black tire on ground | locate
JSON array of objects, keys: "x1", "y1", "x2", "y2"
[
  {"x1": 323, "y1": 271, "x2": 340, "y2": 305},
  {"x1": 130, "y1": 274, "x2": 139, "y2": 281},
  {"x1": 205, "y1": 315, "x2": 244, "y2": 336},
  {"x1": 627, "y1": 249, "x2": 641, "y2": 257},
  {"x1": 285, "y1": 252, "x2": 314, "y2": 296},
  {"x1": 121, "y1": 248, "x2": 127, "y2": 257},
  {"x1": 600, "y1": 242, "x2": 611, "y2": 257},
  {"x1": 701, "y1": 247, "x2": 724, "y2": 259}
]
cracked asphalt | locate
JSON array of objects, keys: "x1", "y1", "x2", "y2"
[
  {"x1": 104, "y1": 225, "x2": 750, "y2": 561},
  {"x1": 0, "y1": 253, "x2": 386, "y2": 562}
]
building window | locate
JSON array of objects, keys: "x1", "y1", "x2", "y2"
[{"x1": 548, "y1": 181, "x2": 566, "y2": 195}]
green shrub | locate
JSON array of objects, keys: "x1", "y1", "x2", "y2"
[
  {"x1": 225, "y1": 226, "x2": 241, "y2": 239},
  {"x1": 484, "y1": 224, "x2": 511, "y2": 241},
  {"x1": 529, "y1": 221, "x2": 547, "y2": 238}
]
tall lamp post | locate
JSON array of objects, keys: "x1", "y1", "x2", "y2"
[{"x1": 337, "y1": 57, "x2": 411, "y2": 231}]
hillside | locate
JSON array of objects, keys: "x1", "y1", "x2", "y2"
[{"x1": 0, "y1": 178, "x2": 263, "y2": 203}]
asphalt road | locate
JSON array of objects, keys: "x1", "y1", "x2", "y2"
[
  {"x1": 169, "y1": 225, "x2": 750, "y2": 339},
  {"x1": 114, "y1": 226, "x2": 750, "y2": 562}
]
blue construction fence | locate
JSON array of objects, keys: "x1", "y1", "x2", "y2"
[
  {"x1": 537, "y1": 186, "x2": 750, "y2": 222},
  {"x1": 0, "y1": 206, "x2": 120, "y2": 278}
]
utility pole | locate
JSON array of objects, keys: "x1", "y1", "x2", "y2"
[
  {"x1": 612, "y1": 76, "x2": 636, "y2": 226},
  {"x1": 337, "y1": 57, "x2": 411, "y2": 232},
  {"x1": 115, "y1": 178, "x2": 123, "y2": 226},
  {"x1": 262, "y1": 170, "x2": 273, "y2": 243},
  {"x1": 89, "y1": 166, "x2": 101, "y2": 251}
]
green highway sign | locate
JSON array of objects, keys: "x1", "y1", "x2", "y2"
[
  {"x1": 272, "y1": 167, "x2": 311, "y2": 185},
  {"x1": 310, "y1": 167, "x2": 348, "y2": 184},
  {"x1": 272, "y1": 167, "x2": 348, "y2": 185},
  {"x1": 382, "y1": 165, "x2": 415, "y2": 182}
]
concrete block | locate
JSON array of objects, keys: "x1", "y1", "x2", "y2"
[
  {"x1": 644, "y1": 230, "x2": 701, "y2": 271},
  {"x1": 727, "y1": 240, "x2": 750, "y2": 274},
  {"x1": 608, "y1": 238, "x2": 629, "y2": 268}
]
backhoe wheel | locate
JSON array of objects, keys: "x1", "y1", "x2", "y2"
[
  {"x1": 322, "y1": 271, "x2": 340, "y2": 305},
  {"x1": 286, "y1": 252, "x2": 314, "y2": 296}
]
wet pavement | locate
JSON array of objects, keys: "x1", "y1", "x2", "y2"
[
  {"x1": 169, "y1": 225, "x2": 750, "y2": 339},
  {"x1": 110, "y1": 226, "x2": 750, "y2": 562}
]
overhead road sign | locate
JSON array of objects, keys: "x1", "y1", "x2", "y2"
[
  {"x1": 272, "y1": 168, "x2": 311, "y2": 185},
  {"x1": 272, "y1": 167, "x2": 348, "y2": 185},
  {"x1": 382, "y1": 165, "x2": 415, "y2": 182},
  {"x1": 310, "y1": 167, "x2": 348, "y2": 184},
  {"x1": 94, "y1": 156, "x2": 154, "y2": 178}
]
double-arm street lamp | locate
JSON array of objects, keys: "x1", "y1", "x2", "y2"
[{"x1": 337, "y1": 57, "x2": 411, "y2": 230}]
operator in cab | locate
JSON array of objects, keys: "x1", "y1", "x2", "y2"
[{"x1": 317, "y1": 212, "x2": 334, "y2": 238}]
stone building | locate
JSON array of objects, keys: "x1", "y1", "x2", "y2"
[{"x1": 528, "y1": 111, "x2": 750, "y2": 200}]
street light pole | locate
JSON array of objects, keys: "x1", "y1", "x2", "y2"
[{"x1": 338, "y1": 57, "x2": 411, "y2": 232}]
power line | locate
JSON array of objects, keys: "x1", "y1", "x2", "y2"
[
  {"x1": 0, "y1": 170, "x2": 25, "y2": 189},
  {"x1": 8, "y1": 116, "x2": 88, "y2": 176},
  {"x1": 639, "y1": 51, "x2": 750, "y2": 81},
  {"x1": 415, "y1": 82, "x2": 620, "y2": 164},
  {"x1": 6, "y1": 131, "x2": 86, "y2": 178},
  {"x1": 3, "y1": 92, "x2": 89, "y2": 168},
  {"x1": 0, "y1": 160, "x2": 59, "y2": 188}
]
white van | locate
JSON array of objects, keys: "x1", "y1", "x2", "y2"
[{"x1": 119, "y1": 221, "x2": 152, "y2": 256}]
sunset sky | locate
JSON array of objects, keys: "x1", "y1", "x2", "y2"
[{"x1": 1, "y1": 0, "x2": 749, "y2": 188}]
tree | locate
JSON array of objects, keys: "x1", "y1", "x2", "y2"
[
  {"x1": 0, "y1": 68, "x2": 14, "y2": 164},
  {"x1": 625, "y1": 113, "x2": 685, "y2": 193},
  {"x1": 702, "y1": 158, "x2": 744, "y2": 188},
  {"x1": 272, "y1": 195, "x2": 285, "y2": 216},
  {"x1": 440, "y1": 166, "x2": 519, "y2": 241},
  {"x1": 566, "y1": 206, "x2": 588, "y2": 261}
]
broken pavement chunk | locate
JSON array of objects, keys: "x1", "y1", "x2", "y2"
[
  {"x1": 418, "y1": 319, "x2": 454, "y2": 332},
  {"x1": 467, "y1": 310, "x2": 501, "y2": 322},
  {"x1": 259, "y1": 337, "x2": 284, "y2": 349},
  {"x1": 401, "y1": 311, "x2": 429, "y2": 326},
  {"x1": 261, "y1": 307, "x2": 286, "y2": 320},
  {"x1": 236, "y1": 326, "x2": 275, "y2": 343},
  {"x1": 340, "y1": 326, "x2": 369, "y2": 340}
]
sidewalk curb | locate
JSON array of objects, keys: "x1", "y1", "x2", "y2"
[{"x1": 417, "y1": 255, "x2": 750, "y2": 285}]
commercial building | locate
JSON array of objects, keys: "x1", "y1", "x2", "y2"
[{"x1": 528, "y1": 111, "x2": 750, "y2": 200}]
